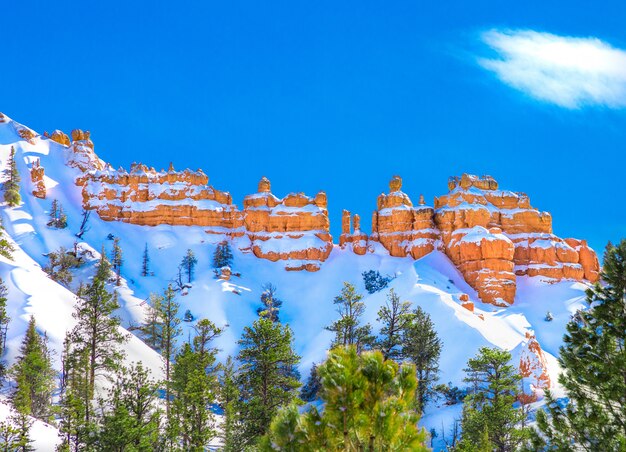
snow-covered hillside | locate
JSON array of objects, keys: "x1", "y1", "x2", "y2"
[{"x1": 0, "y1": 114, "x2": 592, "y2": 449}]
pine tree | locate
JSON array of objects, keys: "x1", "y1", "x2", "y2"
[
  {"x1": 57, "y1": 341, "x2": 93, "y2": 451},
  {"x1": 140, "y1": 293, "x2": 164, "y2": 350},
  {"x1": 47, "y1": 200, "x2": 68, "y2": 229},
  {"x1": 0, "y1": 277, "x2": 10, "y2": 378},
  {"x1": 457, "y1": 347, "x2": 528, "y2": 451},
  {"x1": 299, "y1": 363, "x2": 321, "y2": 402},
  {"x1": 326, "y1": 282, "x2": 374, "y2": 353},
  {"x1": 159, "y1": 285, "x2": 181, "y2": 417},
  {"x1": 180, "y1": 249, "x2": 198, "y2": 284},
  {"x1": 220, "y1": 356, "x2": 245, "y2": 452},
  {"x1": 111, "y1": 237, "x2": 123, "y2": 286},
  {"x1": 42, "y1": 246, "x2": 81, "y2": 287},
  {"x1": 96, "y1": 362, "x2": 161, "y2": 451},
  {"x1": 532, "y1": 240, "x2": 626, "y2": 451},
  {"x1": 168, "y1": 319, "x2": 223, "y2": 449},
  {"x1": 2, "y1": 412, "x2": 34, "y2": 452},
  {"x1": 68, "y1": 254, "x2": 127, "y2": 422},
  {"x1": 0, "y1": 219, "x2": 15, "y2": 261},
  {"x1": 401, "y1": 306, "x2": 442, "y2": 413},
  {"x1": 376, "y1": 288, "x2": 413, "y2": 360},
  {"x1": 212, "y1": 241, "x2": 233, "y2": 269},
  {"x1": 237, "y1": 318, "x2": 301, "y2": 446},
  {"x1": 141, "y1": 243, "x2": 150, "y2": 277},
  {"x1": 260, "y1": 346, "x2": 428, "y2": 451},
  {"x1": 10, "y1": 316, "x2": 55, "y2": 422},
  {"x1": 257, "y1": 283, "x2": 283, "y2": 322},
  {"x1": 4, "y1": 146, "x2": 21, "y2": 207}
]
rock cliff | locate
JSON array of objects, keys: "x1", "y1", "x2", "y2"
[
  {"x1": 43, "y1": 132, "x2": 598, "y2": 287},
  {"x1": 242, "y1": 177, "x2": 333, "y2": 271},
  {"x1": 30, "y1": 159, "x2": 46, "y2": 199}
]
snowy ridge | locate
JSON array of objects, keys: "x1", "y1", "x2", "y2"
[{"x1": 0, "y1": 114, "x2": 592, "y2": 449}]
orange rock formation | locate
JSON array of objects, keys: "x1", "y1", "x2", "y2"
[
  {"x1": 339, "y1": 210, "x2": 368, "y2": 255},
  {"x1": 370, "y1": 176, "x2": 439, "y2": 260},
  {"x1": 242, "y1": 177, "x2": 333, "y2": 271},
  {"x1": 30, "y1": 159, "x2": 46, "y2": 199},
  {"x1": 519, "y1": 332, "x2": 551, "y2": 401}
]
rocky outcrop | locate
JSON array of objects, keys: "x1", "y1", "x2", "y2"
[
  {"x1": 519, "y1": 332, "x2": 551, "y2": 402},
  {"x1": 339, "y1": 210, "x2": 368, "y2": 255},
  {"x1": 13, "y1": 123, "x2": 37, "y2": 144},
  {"x1": 66, "y1": 129, "x2": 106, "y2": 174},
  {"x1": 47, "y1": 130, "x2": 71, "y2": 147},
  {"x1": 0, "y1": 112, "x2": 7, "y2": 123},
  {"x1": 370, "y1": 176, "x2": 439, "y2": 260},
  {"x1": 243, "y1": 177, "x2": 332, "y2": 271},
  {"x1": 80, "y1": 163, "x2": 244, "y2": 233},
  {"x1": 30, "y1": 159, "x2": 46, "y2": 199}
]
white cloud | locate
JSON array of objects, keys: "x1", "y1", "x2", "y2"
[{"x1": 478, "y1": 29, "x2": 626, "y2": 109}]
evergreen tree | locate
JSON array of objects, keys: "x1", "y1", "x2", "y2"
[
  {"x1": 10, "y1": 316, "x2": 55, "y2": 422},
  {"x1": 376, "y1": 288, "x2": 413, "y2": 360},
  {"x1": 256, "y1": 283, "x2": 283, "y2": 322},
  {"x1": 4, "y1": 146, "x2": 21, "y2": 207},
  {"x1": 260, "y1": 346, "x2": 428, "y2": 451},
  {"x1": 57, "y1": 341, "x2": 93, "y2": 451},
  {"x1": 299, "y1": 363, "x2": 321, "y2": 402},
  {"x1": 47, "y1": 200, "x2": 68, "y2": 229},
  {"x1": 219, "y1": 356, "x2": 245, "y2": 452},
  {"x1": 111, "y1": 237, "x2": 123, "y2": 286},
  {"x1": 68, "y1": 254, "x2": 127, "y2": 421},
  {"x1": 401, "y1": 306, "x2": 442, "y2": 413},
  {"x1": 0, "y1": 278, "x2": 10, "y2": 378},
  {"x1": 212, "y1": 241, "x2": 233, "y2": 269},
  {"x1": 0, "y1": 219, "x2": 15, "y2": 261},
  {"x1": 141, "y1": 243, "x2": 150, "y2": 277},
  {"x1": 326, "y1": 282, "x2": 374, "y2": 353},
  {"x1": 96, "y1": 362, "x2": 161, "y2": 451},
  {"x1": 140, "y1": 293, "x2": 164, "y2": 350},
  {"x1": 362, "y1": 270, "x2": 392, "y2": 294},
  {"x1": 168, "y1": 319, "x2": 223, "y2": 449},
  {"x1": 158, "y1": 285, "x2": 181, "y2": 417},
  {"x1": 180, "y1": 249, "x2": 198, "y2": 283},
  {"x1": 42, "y1": 247, "x2": 81, "y2": 287},
  {"x1": 0, "y1": 412, "x2": 34, "y2": 452},
  {"x1": 237, "y1": 318, "x2": 301, "y2": 446},
  {"x1": 532, "y1": 240, "x2": 626, "y2": 451},
  {"x1": 457, "y1": 347, "x2": 528, "y2": 452}
]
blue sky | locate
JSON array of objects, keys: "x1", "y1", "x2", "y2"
[{"x1": 2, "y1": 1, "x2": 625, "y2": 254}]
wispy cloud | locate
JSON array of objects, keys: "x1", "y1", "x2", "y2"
[{"x1": 478, "y1": 29, "x2": 626, "y2": 109}]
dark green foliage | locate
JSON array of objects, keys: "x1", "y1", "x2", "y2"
[
  {"x1": 299, "y1": 363, "x2": 321, "y2": 402},
  {"x1": 0, "y1": 412, "x2": 33, "y2": 451},
  {"x1": 237, "y1": 318, "x2": 301, "y2": 446},
  {"x1": 0, "y1": 219, "x2": 15, "y2": 261},
  {"x1": 362, "y1": 270, "x2": 391, "y2": 294},
  {"x1": 4, "y1": 146, "x2": 21, "y2": 207},
  {"x1": 435, "y1": 382, "x2": 467, "y2": 406},
  {"x1": 47, "y1": 199, "x2": 68, "y2": 229},
  {"x1": 111, "y1": 237, "x2": 123, "y2": 286},
  {"x1": 140, "y1": 293, "x2": 165, "y2": 351},
  {"x1": 376, "y1": 288, "x2": 413, "y2": 360},
  {"x1": 180, "y1": 249, "x2": 198, "y2": 283},
  {"x1": 260, "y1": 346, "x2": 428, "y2": 451},
  {"x1": 457, "y1": 347, "x2": 528, "y2": 451},
  {"x1": 43, "y1": 247, "x2": 82, "y2": 287},
  {"x1": 401, "y1": 306, "x2": 442, "y2": 413},
  {"x1": 158, "y1": 285, "x2": 181, "y2": 417},
  {"x1": 183, "y1": 309, "x2": 194, "y2": 322},
  {"x1": 326, "y1": 282, "x2": 375, "y2": 353},
  {"x1": 141, "y1": 243, "x2": 150, "y2": 277},
  {"x1": 96, "y1": 362, "x2": 161, "y2": 451},
  {"x1": 167, "y1": 319, "x2": 223, "y2": 450},
  {"x1": 0, "y1": 277, "x2": 10, "y2": 378},
  {"x1": 10, "y1": 316, "x2": 55, "y2": 422},
  {"x1": 219, "y1": 356, "x2": 245, "y2": 452},
  {"x1": 68, "y1": 253, "x2": 127, "y2": 418},
  {"x1": 532, "y1": 240, "x2": 626, "y2": 451},
  {"x1": 257, "y1": 283, "x2": 283, "y2": 322},
  {"x1": 212, "y1": 240, "x2": 233, "y2": 269}
]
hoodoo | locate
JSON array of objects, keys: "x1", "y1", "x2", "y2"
[{"x1": 51, "y1": 128, "x2": 598, "y2": 294}]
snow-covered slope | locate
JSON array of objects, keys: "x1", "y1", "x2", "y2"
[{"x1": 0, "y1": 115, "x2": 592, "y2": 449}]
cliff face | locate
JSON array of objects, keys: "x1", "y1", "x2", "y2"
[
  {"x1": 51, "y1": 130, "x2": 598, "y2": 287},
  {"x1": 243, "y1": 177, "x2": 333, "y2": 271}
]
